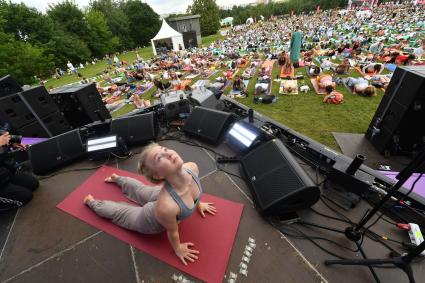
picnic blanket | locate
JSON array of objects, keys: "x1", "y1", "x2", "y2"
[{"x1": 279, "y1": 80, "x2": 298, "y2": 95}]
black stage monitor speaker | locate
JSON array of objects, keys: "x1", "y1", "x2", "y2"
[
  {"x1": 50, "y1": 83, "x2": 111, "y2": 128},
  {"x1": 0, "y1": 94, "x2": 36, "y2": 128},
  {"x1": 189, "y1": 88, "x2": 224, "y2": 110},
  {"x1": 366, "y1": 66, "x2": 425, "y2": 155},
  {"x1": 110, "y1": 112, "x2": 158, "y2": 145},
  {"x1": 19, "y1": 86, "x2": 59, "y2": 118},
  {"x1": 0, "y1": 75, "x2": 22, "y2": 97},
  {"x1": 160, "y1": 91, "x2": 190, "y2": 120},
  {"x1": 182, "y1": 106, "x2": 234, "y2": 144},
  {"x1": 29, "y1": 129, "x2": 86, "y2": 174},
  {"x1": 241, "y1": 139, "x2": 320, "y2": 216}
]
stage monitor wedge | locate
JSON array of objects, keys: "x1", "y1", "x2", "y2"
[
  {"x1": 241, "y1": 139, "x2": 320, "y2": 216},
  {"x1": 29, "y1": 129, "x2": 86, "y2": 175},
  {"x1": 110, "y1": 112, "x2": 159, "y2": 145},
  {"x1": 189, "y1": 88, "x2": 224, "y2": 110},
  {"x1": 183, "y1": 106, "x2": 234, "y2": 145}
]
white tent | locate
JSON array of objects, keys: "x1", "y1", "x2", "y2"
[
  {"x1": 246, "y1": 17, "x2": 254, "y2": 25},
  {"x1": 151, "y1": 19, "x2": 185, "y2": 56}
]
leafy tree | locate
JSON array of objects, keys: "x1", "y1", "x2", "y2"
[
  {"x1": 188, "y1": 0, "x2": 220, "y2": 36},
  {"x1": 47, "y1": 0, "x2": 91, "y2": 44},
  {"x1": 86, "y1": 10, "x2": 119, "y2": 57},
  {"x1": 89, "y1": 0, "x2": 134, "y2": 50},
  {"x1": 0, "y1": 32, "x2": 54, "y2": 84},
  {"x1": 120, "y1": 0, "x2": 160, "y2": 47}
]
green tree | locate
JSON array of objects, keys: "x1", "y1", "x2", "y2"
[
  {"x1": 89, "y1": 0, "x2": 134, "y2": 50},
  {"x1": 86, "y1": 10, "x2": 119, "y2": 57},
  {"x1": 188, "y1": 0, "x2": 220, "y2": 36},
  {"x1": 0, "y1": 32, "x2": 54, "y2": 84},
  {"x1": 120, "y1": 0, "x2": 160, "y2": 47},
  {"x1": 47, "y1": 0, "x2": 91, "y2": 46}
]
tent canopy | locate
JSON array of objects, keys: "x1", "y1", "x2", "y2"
[{"x1": 152, "y1": 19, "x2": 182, "y2": 40}]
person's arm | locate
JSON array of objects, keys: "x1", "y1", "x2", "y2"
[{"x1": 156, "y1": 204, "x2": 199, "y2": 265}]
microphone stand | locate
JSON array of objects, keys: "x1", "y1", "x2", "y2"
[{"x1": 324, "y1": 147, "x2": 425, "y2": 283}]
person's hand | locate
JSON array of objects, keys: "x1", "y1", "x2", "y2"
[
  {"x1": 0, "y1": 132, "x2": 10, "y2": 147},
  {"x1": 197, "y1": 202, "x2": 217, "y2": 218},
  {"x1": 11, "y1": 143, "x2": 27, "y2": 151},
  {"x1": 175, "y1": 242, "x2": 199, "y2": 265},
  {"x1": 104, "y1": 173, "x2": 119, "y2": 183}
]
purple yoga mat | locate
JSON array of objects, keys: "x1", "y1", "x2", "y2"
[
  {"x1": 21, "y1": 137, "x2": 48, "y2": 145},
  {"x1": 379, "y1": 171, "x2": 425, "y2": 199}
]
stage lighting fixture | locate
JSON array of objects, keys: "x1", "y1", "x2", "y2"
[
  {"x1": 227, "y1": 121, "x2": 263, "y2": 151},
  {"x1": 87, "y1": 135, "x2": 117, "y2": 152}
]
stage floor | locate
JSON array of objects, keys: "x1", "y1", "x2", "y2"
[{"x1": 1, "y1": 135, "x2": 423, "y2": 283}]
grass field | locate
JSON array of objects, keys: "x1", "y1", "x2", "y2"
[{"x1": 44, "y1": 33, "x2": 384, "y2": 152}]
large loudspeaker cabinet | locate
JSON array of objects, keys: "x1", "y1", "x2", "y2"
[
  {"x1": 29, "y1": 129, "x2": 86, "y2": 174},
  {"x1": 182, "y1": 106, "x2": 234, "y2": 144},
  {"x1": 110, "y1": 112, "x2": 158, "y2": 145},
  {"x1": 0, "y1": 86, "x2": 71, "y2": 137},
  {"x1": 50, "y1": 83, "x2": 111, "y2": 128},
  {"x1": 366, "y1": 66, "x2": 425, "y2": 154},
  {"x1": 0, "y1": 75, "x2": 22, "y2": 97},
  {"x1": 241, "y1": 139, "x2": 320, "y2": 216}
]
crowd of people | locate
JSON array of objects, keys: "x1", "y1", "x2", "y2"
[{"x1": 48, "y1": 1, "x2": 424, "y2": 112}]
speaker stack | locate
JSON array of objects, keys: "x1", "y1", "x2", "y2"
[
  {"x1": 366, "y1": 66, "x2": 425, "y2": 155},
  {"x1": 50, "y1": 83, "x2": 111, "y2": 128},
  {"x1": 0, "y1": 85, "x2": 71, "y2": 137},
  {"x1": 241, "y1": 139, "x2": 320, "y2": 216}
]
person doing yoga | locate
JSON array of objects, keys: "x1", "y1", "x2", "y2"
[{"x1": 84, "y1": 143, "x2": 217, "y2": 265}]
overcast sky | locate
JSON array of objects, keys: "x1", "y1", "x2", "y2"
[{"x1": 10, "y1": 0, "x2": 255, "y2": 15}]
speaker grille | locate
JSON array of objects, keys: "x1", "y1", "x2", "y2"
[
  {"x1": 241, "y1": 139, "x2": 320, "y2": 215},
  {"x1": 183, "y1": 106, "x2": 233, "y2": 144},
  {"x1": 110, "y1": 112, "x2": 158, "y2": 144}
]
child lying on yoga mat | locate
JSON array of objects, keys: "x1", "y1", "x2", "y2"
[{"x1": 84, "y1": 143, "x2": 217, "y2": 266}]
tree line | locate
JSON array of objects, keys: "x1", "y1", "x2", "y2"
[
  {"x1": 0, "y1": 0, "x2": 161, "y2": 85},
  {"x1": 219, "y1": 0, "x2": 348, "y2": 26}
]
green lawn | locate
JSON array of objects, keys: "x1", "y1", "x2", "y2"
[{"x1": 43, "y1": 33, "x2": 384, "y2": 152}]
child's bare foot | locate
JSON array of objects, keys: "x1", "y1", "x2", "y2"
[
  {"x1": 104, "y1": 173, "x2": 119, "y2": 183},
  {"x1": 84, "y1": 194, "x2": 94, "y2": 204}
]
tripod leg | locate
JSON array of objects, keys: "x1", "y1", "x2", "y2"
[{"x1": 356, "y1": 242, "x2": 380, "y2": 283}]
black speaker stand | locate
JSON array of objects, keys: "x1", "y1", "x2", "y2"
[{"x1": 324, "y1": 147, "x2": 425, "y2": 283}]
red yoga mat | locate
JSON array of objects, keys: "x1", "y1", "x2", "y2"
[{"x1": 57, "y1": 166, "x2": 244, "y2": 283}]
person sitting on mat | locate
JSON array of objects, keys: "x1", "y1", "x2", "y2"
[
  {"x1": 231, "y1": 75, "x2": 247, "y2": 97},
  {"x1": 83, "y1": 143, "x2": 216, "y2": 265},
  {"x1": 280, "y1": 59, "x2": 294, "y2": 79}
]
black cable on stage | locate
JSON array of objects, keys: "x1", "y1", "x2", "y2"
[{"x1": 405, "y1": 172, "x2": 423, "y2": 197}]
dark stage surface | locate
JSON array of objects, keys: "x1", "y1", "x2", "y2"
[{"x1": 1, "y1": 129, "x2": 424, "y2": 282}]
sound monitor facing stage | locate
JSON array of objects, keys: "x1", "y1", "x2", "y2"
[
  {"x1": 50, "y1": 83, "x2": 111, "y2": 128},
  {"x1": 241, "y1": 139, "x2": 320, "y2": 216},
  {"x1": 29, "y1": 129, "x2": 86, "y2": 175},
  {"x1": 160, "y1": 91, "x2": 190, "y2": 120},
  {"x1": 188, "y1": 88, "x2": 224, "y2": 110},
  {"x1": 182, "y1": 106, "x2": 234, "y2": 144},
  {"x1": 366, "y1": 66, "x2": 425, "y2": 155},
  {"x1": 110, "y1": 112, "x2": 159, "y2": 145},
  {"x1": 0, "y1": 75, "x2": 22, "y2": 97}
]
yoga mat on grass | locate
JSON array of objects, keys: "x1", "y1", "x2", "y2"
[
  {"x1": 279, "y1": 80, "x2": 299, "y2": 95},
  {"x1": 310, "y1": 78, "x2": 327, "y2": 95},
  {"x1": 57, "y1": 166, "x2": 243, "y2": 283}
]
